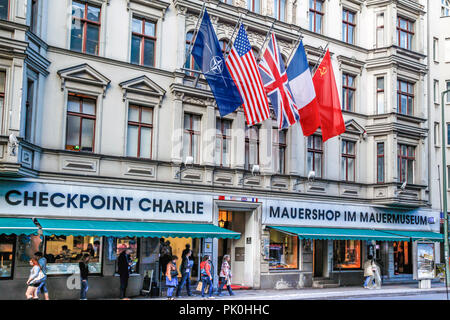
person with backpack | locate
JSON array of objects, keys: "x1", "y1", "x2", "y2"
[
  {"x1": 25, "y1": 258, "x2": 44, "y2": 300},
  {"x1": 165, "y1": 255, "x2": 179, "y2": 300},
  {"x1": 34, "y1": 252, "x2": 49, "y2": 300},
  {"x1": 200, "y1": 255, "x2": 214, "y2": 299},
  {"x1": 79, "y1": 253, "x2": 90, "y2": 300},
  {"x1": 176, "y1": 249, "x2": 193, "y2": 297}
]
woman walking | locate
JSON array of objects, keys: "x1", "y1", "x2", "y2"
[
  {"x1": 165, "y1": 255, "x2": 179, "y2": 300},
  {"x1": 363, "y1": 255, "x2": 375, "y2": 289},
  {"x1": 217, "y1": 254, "x2": 234, "y2": 296},
  {"x1": 26, "y1": 259, "x2": 43, "y2": 300},
  {"x1": 200, "y1": 255, "x2": 214, "y2": 299}
]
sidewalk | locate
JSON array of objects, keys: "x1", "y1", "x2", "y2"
[{"x1": 133, "y1": 282, "x2": 449, "y2": 300}]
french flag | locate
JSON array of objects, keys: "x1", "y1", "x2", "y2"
[{"x1": 286, "y1": 41, "x2": 321, "y2": 136}]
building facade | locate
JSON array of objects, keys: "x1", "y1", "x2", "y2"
[{"x1": 0, "y1": 0, "x2": 446, "y2": 299}]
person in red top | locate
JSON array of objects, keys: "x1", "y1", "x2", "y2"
[{"x1": 200, "y1": 255, "x2": 214, "y2": 299}]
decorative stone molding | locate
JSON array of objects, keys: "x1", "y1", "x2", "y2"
[
  {"x1": 337, "y1": 55, "x2": 365, "y2": 75},
  {"x1": 126, "y1": 0, "x2": 171, "y2": 17},
  {"x1": 57, "y1": 64, "x2": 111, "y2": 97},
  {"x1": 119, "y1": 75, "x2": 166, "y2": 106}
]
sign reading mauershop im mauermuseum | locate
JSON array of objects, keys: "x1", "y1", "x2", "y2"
[
  {"x1": 0, "y1": 181, "x2": 212, "y2": 222},
  {"x1": 263, "y1": 199, "x2": 440, "y2": 232}
]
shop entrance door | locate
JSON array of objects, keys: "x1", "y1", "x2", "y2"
[
  {"x1": 393, "y1": 241, "x2": 412, "y2": 274},
  {"x1": 313, "y1": 240, "x2": 326, "y2": 277}
]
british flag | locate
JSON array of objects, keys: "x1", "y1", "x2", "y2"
[{"x1": 258, "y1": 33, "x2": 299, "y2": 129}]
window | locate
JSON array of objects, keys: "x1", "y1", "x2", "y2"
[
  {"x1": 30, "y1": 0, "x2": 38, "y2": 33},
  {"x1": 377, "y1": 142, "x2": 384, "y2": 183},
  {"x1": 341, "y1": 140, "x2": 355, "y2": 182},
  {"x1": 220, "y1": 0, "x2": 233, "y2": 4},
  {"x1": 215, "y1": 119, "x2": 232, "y2": 167},
  {"x1": 0, "y1": 71, "x2": 5, "y2": 131},
  {"x1": 183, "y1": 113, "x2": 201, "y2": 164},
  {"x1": 114, "y1": 237, "x2": 139, "y2": 274},
  {"x1": 433, "y1": 38, "x2": 439, "y2": 62},
  {"x1": 342, "y1": 73, "x2": 355, "y2": 111},
  {"x1": 442, "y1": 0, "x2": 450, "y2": 16},
  {"x1": 130, "y1": 17, "x2": 156, "y2": 67},
  {"x1": 44, "y1": 235, "x2": 102, "y2": 275},
  {"x1": 333, "y1": 240, "x2": 361, "y2": 269},
  {"x1": 164, "y1": 237, "x2": 200, "y2": 279},
  {"x1": 397, "y1": 144, "x2": 415, "y2": 184},
  {"x1": 342, "y1": 9, "x2": 355, "y2": 44},
  {"x1": 309, "y1": 0, "x2": 324, "y2": 33},
  {"x1": 0, "y1": 0, "x2": 8, "y2": 20},
  {"x1": 434, "y1": 80, "x2": 439, "y2": 104},
  {"x1": 307, "y1": 135, "x2": 322, "y2": 178},
  {"x1": 447, "y1": 81, "x2": 450, "y2": 103},
  {"x1": 70, "y1": 1, "x2": 101, "y2": 55},
  {"x1": 376, "y1": 13, "x2": 384, "y2": 47},
  {"x1": 434, "y1": 122, "x2": 440, "y2": 147},
  {"x1": 397, "y1": 17, "x2": 414, "y2": 50},
  {"x1": 376, "y1": 77, "x2": 385, "y2": 114},
  {"x1": 272, "y1": 129, "x2": 287, "y2": 174},
  {"x1": 397, "y1": 80, "x2": 414, "y2": 115},
  {"x1": 24, "y1": 79, "x2": 35, "y2": 141},
  {"x1": 219, "y1": 39, "x2": 229, "y2": 56},
  {"x1": 448, "y1": 124, "x2": 450, "y2": 145},
  {"x1": 0, "y1": 235, "x2": 15, "y2": 279},
  {"x1": 393, "y1": 241, "x2": 412, "y2": 274},
  {"x1": 65, "y1": 94, "x2": 96, "y2": 152},
  {"x1": 273, "y1": 0, "x2": 286, "y2": 21},
  {"x1": 269, "y1": 229, "x2": 298, "y2": 270},
  {"x1": 185, "y1": 31, "x2": 200, "y2": 76},
  {"x1": 245, "y1": 125, "x2": 259, "y2": 171},
  {"x1": 126, "y1": 105, "x2": 153, "y2": 159},
  {"x1": 247, "y1": 0, "x2": 260, "y2": 14}
]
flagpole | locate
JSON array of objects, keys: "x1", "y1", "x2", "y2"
[
  {"x1": 286, "y1": 30, "x2": 303, "y2": 66},
  {"x1": 223, "y1": 13, "x2": 243, "y2": 60},
  {"x1": 182, "y1": 2, "x2": 206, "y2": 70},
  {"x1": 256, "y1": 20, "x2": 275, "y2": 61},
  {"x1": 311, "y1": 42, "x2": 329, "y2": 75}
]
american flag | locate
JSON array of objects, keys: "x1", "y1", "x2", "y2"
[
  {"x1": 258, "y1": 33, "x2": 299, "y2": 129},
  {"x1": 226, "y1": 24, "x2": 270, "y2": 126}
]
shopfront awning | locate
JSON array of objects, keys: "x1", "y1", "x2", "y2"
[
  {"x1": 36, "y1": 218, "x2": 240, "y2": 239},
  {"x1": 268, "y1": 226, "x2": 424, "y2": 242},
  {"x1": 377, "y1": 230, "x2": 444, "y2": 242},
  {"x1": 0, "y1": 217, "x2": 39, "y2": 235}
]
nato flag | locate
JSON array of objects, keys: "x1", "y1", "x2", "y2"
[{"x1": 192, "y1": 9, "x2": 243, "y2": 117}]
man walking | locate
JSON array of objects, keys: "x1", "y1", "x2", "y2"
[
  {"x1": 79, "y1": 253, "x2": 90, "y2": 300},
  {"x1": 34, "y1": 252, "x2": 49, "y2": 300},
  {"x1": 176, "y1": 249, "x2": 193, "y2": 297},
  {"x1": 118, "y1": 249, "x2": 132, "y2": 299}
]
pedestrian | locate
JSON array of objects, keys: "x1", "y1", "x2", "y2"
[
  {"x1": 25, "y1": 258, "x2": 44, "y2": 300},
  {"x1": 200, "y1": 255, "x2": 214, "y2": 299},
  {"x1": 34, "y1": 251, "x2": 49, "y2": 300},
  {"x1": 373, "y1": 260, "x2": 382, "y2": 289},
  {"x1": 363, "y1": 255, "x2": 375, "y2": 289},
  {"x1": 166, "y1": 255, "x2": 179, "y2": 300},
  {"x1": 79, "y1": 253, "x2": 90, "y2": 300},
  {"x1": 176, "y1": 249, "x2": 193, "y2": 297},
  {"x1": 217, "y1": 254, "x2": 234, "y2": 296},
  {"x1": 118, "y1": 248, "x2": 132, "y2": 299}
]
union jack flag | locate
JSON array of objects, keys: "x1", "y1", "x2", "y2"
[{"x1": 258, "y1": 33, "x2": 300, "y2": 129}]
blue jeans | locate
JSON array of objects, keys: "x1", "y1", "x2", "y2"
[
  {"x1": 38, "y1": 279, "x2": 48, "y2": 295},
  {"x1": 364, "y1": 276, "x2": 374, "y2": 287},
  {"x1": 176, "y1": 272, "x2": 191, "y2": 296},
  {"x1": 217, "y1": 277, "x2": 233, "y2": 295},
  {"x1": 80, "y1": 279, "x2": 88, "y2": 300},
  {"x1": 201, "y1": 276, "x2": 213, "y2": 297}
]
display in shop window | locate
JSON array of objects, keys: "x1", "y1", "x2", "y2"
[
  {"x1": 269, "y1": 229, "x2": 298, "y2": 269},
  {"x1": 0, "y1": 235, "x2": 15, "y2": 278},
  {"x1": 333, "y1": 240, "x2": 361, "y2": 269},
  {"x1": 116, "y1": 237, "x2": 139, "y2": 274}
]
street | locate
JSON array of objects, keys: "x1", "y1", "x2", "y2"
[{"x1": 336, "y1": 292, "x2": 450, "y2": 300}]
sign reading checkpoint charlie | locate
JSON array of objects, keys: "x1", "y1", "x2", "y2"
[
  {"x1": 0, "y1": 181, "x2": 212, "y2": 222},
  {"x1": 263, "y1": 199, "x2": 440, "y2": 232}
]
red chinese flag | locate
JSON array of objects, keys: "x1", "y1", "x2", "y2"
[{"x1": 312, "y1": 50, "x2": 346, "y2": 142}]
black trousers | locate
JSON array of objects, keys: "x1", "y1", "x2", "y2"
[{"x1": 120, "y1": 275, "x2": 129, "y2": 299}]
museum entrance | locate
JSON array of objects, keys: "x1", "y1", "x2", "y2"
[{"x1": 313, "y1": 240, "x2": 327, "y2": 277}]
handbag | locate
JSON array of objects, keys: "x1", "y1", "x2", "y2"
[{"x1": 196, "y1": 281, "x2": 203, "y2": 292}]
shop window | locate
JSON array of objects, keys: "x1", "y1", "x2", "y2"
[
  {"x1": 44, "y1": 235, "x2": 102, "y2": 275},
  {"x1": 269, "y1": 229, "x2": 298, "y2": 270},
  {"x1": 0, "y1": 0, "x2": 8, "y2": 20},
  {"x1": 65, "y1": 94, "x2": 96, "y2": 152},
  {"x1": 126, "y1": 105, "x2": 153, "y2": 159},
  {"x1": 0, "y1": 235, "x2": 15, "y2": 279},
  {"x1": 70, "y1": 1, "x2": 101, "y2": 55},
  {"x1": 333, "y1": 240, "x2": 361, "y2": 269},
  {"x1": 130, "y1": 16, "x2": 156, "y2": 67},
  {"x1": 393, "y1": 241, "x2": 412, "y2": 274},
  {"x1": 115, "y1": 237, "x2": 139, "y2": 274}
]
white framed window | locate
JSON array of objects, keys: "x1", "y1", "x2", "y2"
[
  {"x1": 376, "y1": 76, "x2": 385, "y2": 114},
  {"x1": 433, "y1": 38, "x2": 439, "y2": 62},
  {"x1": 447, "y1": 81, "x2": 450, "y2": 103},
  {"x1": 434, "y1": 80, "x2": 440, "y2": 104},
  {"x1": 442, "y1": 0, "x2": 450, "y2": 16},
  {"x1": 376, "y1": 13, "x2": 384, "y2": 48},
  {"x1": 434, "y1": 122, "x2": 440, "y2": 147}
]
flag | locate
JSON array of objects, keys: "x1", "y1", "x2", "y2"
[
  {"x1": 312, "y1": 49, "x2": 346, "y2": 142},
  {"x1": 258, "y1": 33, "x2": 299, "y2": 129},
  {"x1": 191, "y1": 9, "x2": 243, "y2": 117},
  {"x1": 226, "y1": 24, "x2": 270, "y2": 126},
  {"x1": 286, "y1": 40, "x2": 321, "y2": 136}
]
